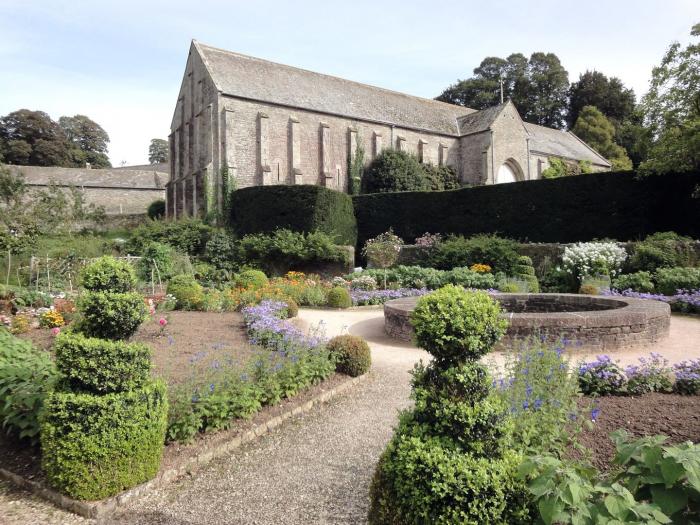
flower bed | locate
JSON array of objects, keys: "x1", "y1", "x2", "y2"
[
  {"x1": 605, "y1": 288, "x2": 700, "y2": 314},
  {"x1": 350, "y1": 287, "x2": 429, "y2": 306}
]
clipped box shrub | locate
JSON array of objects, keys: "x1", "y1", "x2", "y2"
[
  {"x1": 327, "y1": 287, "x2": 352, "y2": 308},
  {"x1": 328, "y1": 335, "x2": 371, "y2": 377},
  {"x1": 40, "y1": 381, "x2": 168, "y2": 500},
  {"x1": 229, "y1": 184, "x2": 357, "y2": 246},
  {"x1": 167, "y1": 274, "x2": 204, "y2": 310},
  {"x1": 54, "y1": 332, "x2": 152, "y2": 394},
  {"x1": 655, "y1": 267, "x2": 700, "y2": 295},
  {"x1": 79, "y1": 256, "x2": 136, "y2": 293},
  {"x1": 77, "y1": 291, "x2": 147, "y2": 340},
  {"x1": 236, "y1": 269, "x2": 269, "y2": 289}
]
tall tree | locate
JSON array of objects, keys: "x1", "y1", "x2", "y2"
[
  {"x1": 0, "y1": 110, "x2": 71, "y2": 166},
  {"x1": 59, "y1": 115, "x2": 111, "y2": 168},
  {"x1": 437, "y1": 52, "x2": 569, "y2": 128},
  {"x1": 148, "y1": 138, "x2": 169, "y2": 164},
  {"x1": 639, "y1": 23, "x2": 700, "y2": 175},
  {"x1": 572, "y1": 106, "x2": 633, "y2": 171},
  {"x1": 567, "y1": 70, "x2": 636, "y2": 128}
]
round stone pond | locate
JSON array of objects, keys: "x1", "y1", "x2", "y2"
[{"x1": 384, "y1": 293, "x2": 671, "y2": 352}]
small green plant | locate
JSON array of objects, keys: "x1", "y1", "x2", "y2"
[
  {"x1": 327, "y1": 287, "x2": 352, "y2": 308},
  {"x1": 612, "y1": 271, "x2": 655, "y2": 292},
  {"x1": 167, "y1": 274, "x2": 204, "y2": 310},
  {"x1": 79, "y1": 255, "x2": 136, "y2": 292},
  {"x1": 327, "y1": 335, "x2": 371, "y2": 377}
]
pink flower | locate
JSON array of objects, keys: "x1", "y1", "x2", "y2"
[
  {"x1": 51, "y1": 327, "x2": 61, "y2": 336},
  {"x1": 159, "y1": 317, "x2": 168, "y2": 327},
  {"x1": 149, "y1": 306, "x2": 156, "y2": 315}
]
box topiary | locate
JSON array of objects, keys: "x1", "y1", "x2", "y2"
[
  {"x1": 369, "y1": 286, "x2": 530, "y2": 523},
  {"x1": 327, "y1": 287, "x2": 352, "y2": 308},
  {"x1": 327, "y1": 335, "x2": 371, "y2": 377},
  {"x1": 54, "y1": 332, "x2": 152, "y2": 394},
  {"x1": 79, "y1": 256, "x2": 136, "y2": 293},
  {"x1": 40, "y1": 381, "x2": 168, "y2": 500},
  {"x1": 236, "y1": 269, "x2": 269, "y2": 290},
  {"x1": 76, "y1": 291, "x2": 148, "y2": 340}
]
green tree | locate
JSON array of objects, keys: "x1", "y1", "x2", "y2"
[
  {"x1": 0, "y1": 110, "x2": 71, "y2": 166},
  {"x1": 437, "y1": 52, "x2": 569, "y2": 128},
  {"x1": 148, "y1": 139, "x2": 169, "y2": 164},
  {"x1": 572, "y1": 106, "x2": 633, "y2": 171},
  {"x1": 566, "y1": 70, "x2": 636, "y2": 129},
  {"x1": 639, "y1": 23, "x2": 700, "y2": 175},
  {"x1": 59, "y1": 115, "x2": 111, "y2": 168}
]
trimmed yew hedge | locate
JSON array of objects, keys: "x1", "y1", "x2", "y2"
[
  {"x1": 353, "y1": 171, "x2": 700, "y2": 248},
  {"x1": 229, "y1": 184, "x2": 357, "y2": 246}
]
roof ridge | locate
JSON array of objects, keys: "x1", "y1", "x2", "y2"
[{"x1": 195, "y1": 41, "x2": 475, "y2": 114}]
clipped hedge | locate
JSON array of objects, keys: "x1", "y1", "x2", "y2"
[
  {"x1": 54, "y1": 332, "x2": 152, "y2": 394},
  {"x1": 76, "y1": 291, "x2": 148, "y2": 340},
  {"x1": 229, "y1": 184, "x2": 357, "y2": 246},
  {"x1": 40, "y1": 381, "x2": 168, "y2": 500},
  {"x1": 353, "y1": 171, "x2": 700, "y2": 247}
]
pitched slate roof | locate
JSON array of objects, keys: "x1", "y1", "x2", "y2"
[
  {"x1": 524, "y1": 123, "x2": 611, "y2": 166},
  {"x1": 10, "y1": 166, "x2": 167, "y2": 190},
  {"x1": 195, "y1": 41, "x2": 475, "y2": 136},
  {"x1": 456, "y1": 102, "x2": 509, "y2": 135}
]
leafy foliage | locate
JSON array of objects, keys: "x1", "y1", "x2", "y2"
[
  {"x1": 76, "y1": 291, "x2": 147, "y2": 340},
  {"x1": 327, "y1": 335, "x2": 371, "y2": 377},
  {"x1": 629, "y1": 231, "x2": 696, "y2": 272},
  {"x1": 361, "y1": 149, "x2": 427, "y2": 194},
  {"x1": 612, "y1": 271, "x2": 655, "y2": 293},
  {"x1": 654, "y1": 266, "x2": 700, "y2": 295},
  {"x1": 429, "y1": 234, "x2": 520, "y2": 275},
  {"x1": 572, "y1": 106, "x2": 633, "y2": 171},
  {"x1": 79, "y1": 255, "x2": 136, "y2": 292},
  {"x1": 125, "y1": 218, "x2": 213, "y2": 256},
  {"x1": 0, "y1": 329, "x2": 57, "y2": 443},
  {"x1": 148, "y1": 138, "x2": 169, "y2": 164},
  {"x1": 567, "y1": 70, "x2": 636, "y2": 129},
  {"x1": 326, "y1": 286, "x2": 352, "y2": 308},
  {"x1": 147, "y1": 199, "x2": 165, "y2": 220},
  {"x1": 167, "y1": 274, "x2": 204, "y2": 310},
  {"x1": 136, "y1": 242, "x2": 176, "y2": 282}
]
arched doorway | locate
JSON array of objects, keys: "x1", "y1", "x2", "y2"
[{"x1": 496, "y1": 159, "x2": 524, "y2": 184}]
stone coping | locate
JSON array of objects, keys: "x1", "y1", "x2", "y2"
[
  {"x1": 384, "y1": 293, "x2": 671, "y2": 351},
  {"x1": 0, "y1": 373, "x2": 369, "y2": 519}
]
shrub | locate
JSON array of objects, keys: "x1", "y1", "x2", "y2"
[
  {"x1": 0, "y1": 329, "x2": 57, "y2": 443},
  {"x1": 76, "y1": 291, "x2": 147, "y2": 340},
  {"x1": 578, "y1": 284, "x2": 600, "y2": 295},
  {"x1": 54, "y1": 332, "x2": 152, "y2": 394},
  {"x1": 361, "y1": 149, "x2": 427, "y2": 194},
  {"x1": 578, "y1": 355, "x2": 626, "y2": 395},
  {"x1": 284, "y1": 299, "x2": 299, "y2": 318},
  {"x1": 499, "y1": 281, "x2": 523, "y2": 293},
  {"x1": 146, "y1": 199, "x2": 165, "y2": 220},
  {"x1": 444, "y1": 267, "x2": 495, "y2": 289},
  {"x1": 624, "y1": 353, "x2": 673, "y2": 395},
  {"x1": 40, "y1": 382, "x2": 168, "y2": 500},
  {"x1": 411, "y1": 285, "x2": 507, "y2": 364},
  {"x1": 430, "y1": 234, "x2": 520, "y2": 275},
  {"x1": 673, "y1": 359, "x2": 700, "y2": 395},
  {"x1": 655, "y1": 266, "x2": 700, "y2": 295},
  {"x1": 540, "y1": 266, "x2": 578, "y2": 293},
  {"x1": 79, "y1": 256, "x2": 136, "y2": 292},
  {"x1": 125, "y1": 218, "x2": 213, "y2": 256},
  {"x1": 327, "y1": 287, "x2": 352, "y2": 308},
  {"x1": 236, "y1": 269, "x2": 269, "y2": 290},
  {"x1": 612, "y1": 271, "x2": 655, "y2": 292},
  {"x1": 136, "y1": 242, "x2": 176, "y2": 282},
  {"x1": 167, "y1": 274, "x2": 204, "y2": 310},
  {"x1": 39, "y1": 310, "x2": 64, "y2": 328},
  {"x1": 423, "y1": 164, "x2": 460, "y2": 191},
  {"x1": 10, "y1": 314, "x2": 30, "y2": 334},
  {"x1": 628, "y1": 231, "x2": 695, "y2": 272},
  {"x1": 229, "y1": 184, "x2": 357, "y2": 246},
  {"x1": 562, "y1": 241, "x2": 627, "y2": 280},
  {"x1": 203, "y1": 230, "x2": 238, "y2": 271},
  {"x1": 349, "y1": 274, "x2": 378, "y2": 291},
  {"x1": 513, "y1": 256, "x2": 539, "y2": 292},
  {"x1": 327, "y1": 335, "x2": 371, "y2": 377}
]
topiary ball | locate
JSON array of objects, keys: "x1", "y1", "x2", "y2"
[
  {"x1": 167, "y1": 274, "x2": 204, "y2": 310},
  {"x1": 410, "y1": 285, "x2": 507, "y2": 364},
  {"x1": 327, "y1": 335, "x2": 371, "y2": 377},
  {"x1": 79, "y1": 256, "x2": 136, "y2": 293},
  {"x1": 236, "y1": 269, "x2": 269, "y2": 290},
  {"x1": 76, "y1": 291, "x2": 148, "y2": 340},
  {"x1": 517, "y1": 255, "x2": 533, "y2": 266},
  {"x1": 327, "y1": 286, "x2": 352, "y2": 308}
]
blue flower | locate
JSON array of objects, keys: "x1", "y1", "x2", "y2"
[{"x1": 591, "y1": 407, "x2": 600, "y2": 422}]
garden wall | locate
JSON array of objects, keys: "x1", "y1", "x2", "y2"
[{"x1": 353, "y1": 171, "x2": 700, "y2": 248}]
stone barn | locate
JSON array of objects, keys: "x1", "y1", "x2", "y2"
[{"x1": 167, "y1": 40, "x2": 610, "y2": 219}]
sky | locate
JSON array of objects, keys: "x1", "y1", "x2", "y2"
[{"x1": 0, "y1": 0, "x2": 696, "y2": 166}]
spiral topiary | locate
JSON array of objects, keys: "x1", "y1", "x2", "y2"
[{"x1": 369, "y1": 285, "x2": 530, "y2": 524}]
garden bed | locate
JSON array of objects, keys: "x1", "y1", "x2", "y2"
[{"x1": 577, "y1": 393, "x2": 700, "y2": 472}]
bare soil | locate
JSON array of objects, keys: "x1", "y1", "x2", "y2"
[{"x1": 577, "y1": 393, "x2": 700, "y2": 471}]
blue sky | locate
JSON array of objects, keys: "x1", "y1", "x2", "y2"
[{"x1": 0, "y1": 0, "x2": 696, "y2": 166}]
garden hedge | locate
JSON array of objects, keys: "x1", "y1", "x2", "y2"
[
  {"x1": 353, "y1": 170, "x2": 700, "y2": 248},
  {"x1": 229, "y1": 184, "x2": 357, "y2": 246}
]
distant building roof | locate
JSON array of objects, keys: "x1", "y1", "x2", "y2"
[
  {"x1": 9, "y1": 165, "x2": 167, "y2": 190},
  {"x1": 524, "y1": 123, "x2": 611, "y2": 166},
  {"x1": 457, "y1": 102, "x2": 509, "y2": 135},
  {"x1": 195, "y1": 41, "x2": 475, "y2": 136},
  {"x1": 115, "y1": 162, "x2": 170, "y2": 173}
]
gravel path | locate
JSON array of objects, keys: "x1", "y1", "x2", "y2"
[{"x1": 2, "y1": 309, "x2": 698, "y2": 524}]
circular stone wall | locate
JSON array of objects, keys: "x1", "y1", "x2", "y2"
[{"x1": 384, "y1": 293, "x2": 671, "y2": 352}]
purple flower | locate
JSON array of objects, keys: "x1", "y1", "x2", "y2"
[{"x1": 591, "y1": 407, "x2": 600, "y2": 422}]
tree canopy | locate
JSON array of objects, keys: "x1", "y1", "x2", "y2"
[
  {"x1": 0, "y1": 109, "x2": 111, "y2": 168},
  {"x1": 572, "y1": 106, "x2": 633, "y2": 171},
  {"x1": 436, "y1": 52, "x2": 569, "y2": 128},
  {"x1": 148, "y1": 138, "x2": 169, "y2": 164},
  {"x1": 567, "y1": 70, "x2": 636, "y2": 129}
]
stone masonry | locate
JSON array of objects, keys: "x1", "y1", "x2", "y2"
[{"x1": 167, "y1": 40, "x2": 612, "y2": 219}]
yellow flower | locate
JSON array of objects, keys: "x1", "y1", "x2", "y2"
[{"x1": 470, "y1": 263, "x2": 492, "y2": 274}]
